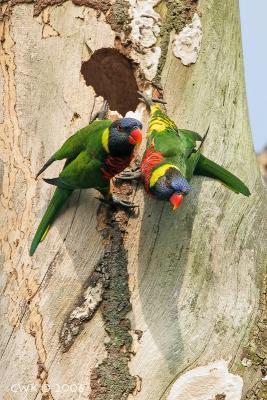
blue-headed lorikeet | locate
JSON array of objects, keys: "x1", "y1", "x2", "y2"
[
  {"x1": 120, "y1": 92, "x2": 250, "y2": 208},
  {"x1": 30, "y1": 102, "x2": 142, "y2": 256}
]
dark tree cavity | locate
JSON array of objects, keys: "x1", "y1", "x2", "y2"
[{"x1": 81, "y1": 48, "x2": 139, "y2": 116}]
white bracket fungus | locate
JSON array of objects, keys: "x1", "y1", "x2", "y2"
[
  {"x1": 172, "y1": 13, "x2": 202, "y2": 66},
  {"x1": 128, "y1": 0, "x2": 162, "y2": 80}
]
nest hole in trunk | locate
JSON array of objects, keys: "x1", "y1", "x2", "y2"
[{"x1": 81, "y1": 48, "x2": 139, "y2": 116}]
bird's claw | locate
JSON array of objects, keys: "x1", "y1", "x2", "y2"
[
  {"x1": 90, "y1": 100, "x2": 109, "y2": 122},
  {"x1": 116, "y1": 170, "x2": 141, "y2": 181},
  {"x1": 137, "y1": 91, "x2": 167, "y2": 107},
  {"x1": 96, "y1": 194, "x2": 138, "y2": 209}
]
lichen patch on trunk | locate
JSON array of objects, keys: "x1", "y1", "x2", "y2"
[
  {"x1": 89, "y1": 205, "x2": 138, "y2": 400},
  {"x1": 106, "y1": 0, "x2": 130, "y2": 32}
]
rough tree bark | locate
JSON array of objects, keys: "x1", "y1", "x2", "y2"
[{"x1": 0, "y1": 1, "x2": 266, "y2": 399}]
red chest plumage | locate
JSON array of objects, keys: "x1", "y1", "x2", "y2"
[
  {"x1": 101, "y1": 155, "x2": 133, "y2": 180},
  {"x1": 141, "y1": 146, "x2": 164, "y2": 191}
]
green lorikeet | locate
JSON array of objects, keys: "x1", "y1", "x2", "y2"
[
  {"x1": 121, "y1": 93, "x2": 250, "y2": 209},
  {"x1": 30, "y1": 108, "x2": 142, "y2": 256}
]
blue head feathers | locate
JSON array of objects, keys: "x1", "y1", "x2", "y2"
[
  {"x1": 117, "y1": 118, "x2": 143, "y2": 131},
  {"x1": 170, "y1": 176, "x2": 191, "y2": 194},
  {"x1": 108, "y1": 117, "x2": 142, "y2": 157}
]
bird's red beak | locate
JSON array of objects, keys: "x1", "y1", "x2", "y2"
[
  {"x1": 129, "y1": 129, "x2": 142, "y2": 145},
  {"x1": 170, "y1": 193, "x2": 184, "y2": 210}
]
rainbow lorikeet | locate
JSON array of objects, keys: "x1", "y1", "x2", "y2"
[
  {"x1": 120, "y1": 92, "x2": 250, "y2": 208},
  {"x1": 29, "y1": 102, "x2": 142, "y2": 256}
]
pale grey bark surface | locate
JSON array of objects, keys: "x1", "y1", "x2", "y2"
[{"x1": 0, "y1": 1, "x2": 266, "y2": 400}]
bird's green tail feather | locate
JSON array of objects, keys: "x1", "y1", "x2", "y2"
[
  {"x1": 30, "y1": 188, "x2": 72, "y2": 256},
  {"x1": 36, "y1": 156, "x2": 55, "y2": 178},
  {"x1": 194, "y1": 154, "x2": 251, "y2": 197}
]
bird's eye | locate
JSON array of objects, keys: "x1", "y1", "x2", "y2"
[{"x1": 117, "y1": 125, "x2": 123, "y2": 132}]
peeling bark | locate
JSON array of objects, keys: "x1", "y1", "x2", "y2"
[{"x1": 0, "y1": 1, "x2": 266, "y2": 400}]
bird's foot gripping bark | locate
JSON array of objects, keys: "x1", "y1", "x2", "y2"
[
  {"x1": 137, "y1": 91, "x2": 167, "y2": 108},
  {"x1": 90, "y1": 99, "x2": 109, "y2": 122},
  {"x1": 116, "y1": 169, "x2": 142, "y2": 181},
  {"x1": 97, "y1": 193, "x2": 138, "y2": 209}
]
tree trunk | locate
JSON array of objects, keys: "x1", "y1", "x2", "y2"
[{"x1": 0, "y1": 1, "x2": 266, "y2": 399}]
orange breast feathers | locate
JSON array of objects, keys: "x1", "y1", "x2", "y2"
[{"x1": 141, "y1": 145, "x2": 164, "y2": 191}]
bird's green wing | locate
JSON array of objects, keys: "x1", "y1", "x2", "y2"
[
  {"x1": 176, "y1": 129, "x2": 203, "y2": 159},
  {"x1": 55, "y1": 120, "x2": 111, "y2": 160},
  {"x1": 152, "y1": 128, "x2": 201, "y2": 163},
  {"x1": 194, "y1": 154, "x2": 251, "y2": 196},
  {"x1": 184, "y1": 150, "x2": 201, "y2": 179},
  {"x1": 36, "y1": 120, "x2": 111, "y2": 177},
  {"x1": 178, "y1": 129, "x2": 202, "y2": 142},
  {"x1": 44, "y1": 150, "x2": 107, "y2": 191}
]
